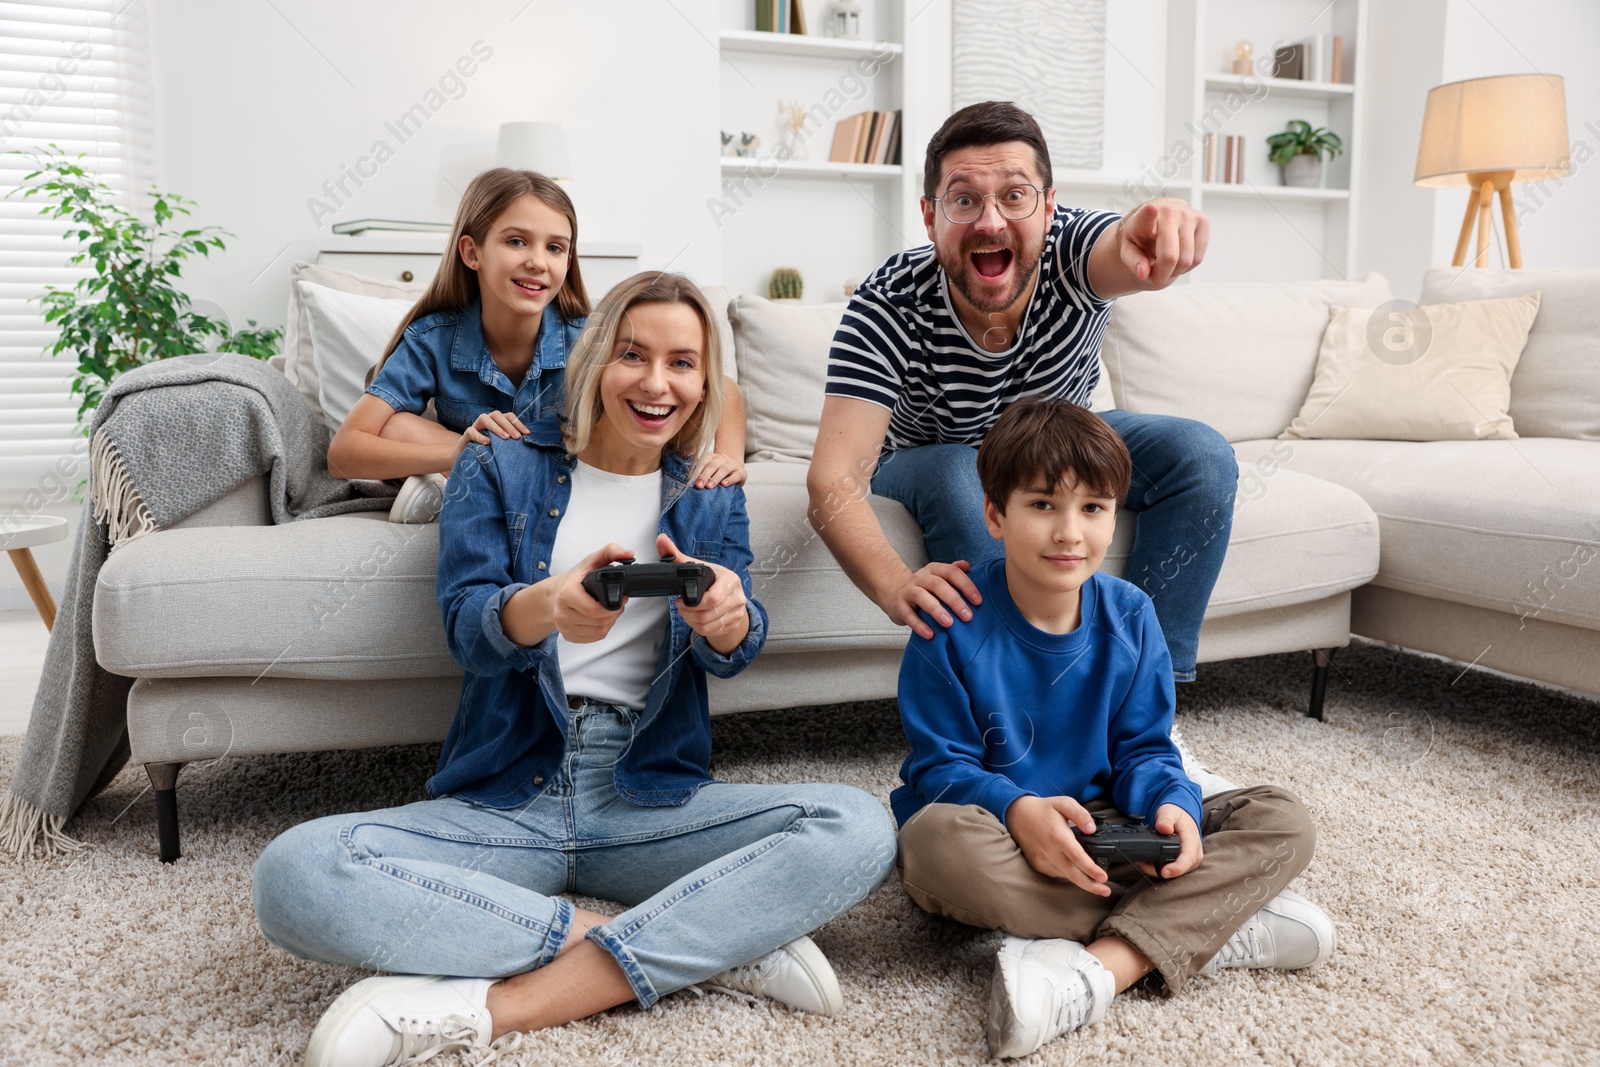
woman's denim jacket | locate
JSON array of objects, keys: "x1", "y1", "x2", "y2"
[{"x1": 430, "y1": 415, "x2": 767, "y2": 808}]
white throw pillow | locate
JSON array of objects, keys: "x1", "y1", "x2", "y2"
[
  {"x1": 297, "y1": 280, "x2": 417, "y2": 433},
  {"x1": 1281, "y1": 291, "x2": 1541, "y2": 441},
  {"x1": 282, "y1": 261, "x2": 428, "y2": 428},
  {"x1": 1099, "y1": 274, "x2": 1394, "y2": 442},
  {"x1": 729, "y1": 295, "x2": 848, "y2": 463},
  {"x1": 1421, "y1": 267, "x2": 1600, "y2": 441}
]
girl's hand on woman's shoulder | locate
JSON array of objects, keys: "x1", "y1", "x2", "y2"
[
  {"x1": 692, "y1": 450, "x2": 746, "y2": 489},
  {"x1": 656, "y1": 533, "x2": 749, "y2": 653},
  {"x1": 453, "y1": 410, "x2": 532, "y2": 461}
]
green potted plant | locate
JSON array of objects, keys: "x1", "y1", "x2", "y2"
[
  {"x1": 768, "y1": 266, "x2": 803, "y2": 303},
  {"x1": 1265, "y1": 120, "x2": 1344, "y2": 189},
  {"x1": 8, "y1": 145, "x2": 282, "y2": 428}
]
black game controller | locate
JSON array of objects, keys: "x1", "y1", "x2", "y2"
[
  {"x1": 581, "y1": 555, "x2": 713, "y2": 611},
  {"x1": 1072, "y1": 813, "x2": 1182, "y2": 872}
]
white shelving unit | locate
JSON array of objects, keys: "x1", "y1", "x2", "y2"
[
  {"x1": 1050, "y1": 0, "x2": 1367, "y2": 283},
  {"x1": 715, "y1": 0, "x2": 921, "y2": 303},
  {"x1": 1179, "y1": 0, "x2": 1368, "y2": 281}
]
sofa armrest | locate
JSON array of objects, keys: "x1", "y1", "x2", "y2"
[{"x1": 165, "y1": 474, "x2": 273, "y2": 529}]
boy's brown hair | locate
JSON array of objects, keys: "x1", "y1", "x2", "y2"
[{"x1": 977, "y1": 397, "x2": 1132, "y2": 513}]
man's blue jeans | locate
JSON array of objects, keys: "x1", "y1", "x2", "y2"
[
  {"x1": 252, "y1": 704, "x2": 897, "y2": 1007},
  {"x1": 870, "y1": 410, "x2": 1237, "y2": 681}
]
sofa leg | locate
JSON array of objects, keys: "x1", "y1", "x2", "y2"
[
  {"x1": 1308, "y1": 648, "x2": 1337, "y2": 721},
  {"x1": 146, "y1": 762, "x2": 186, "y2": 863}
]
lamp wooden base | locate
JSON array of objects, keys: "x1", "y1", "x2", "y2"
[{"x1": 1450, "y1": 169, "x2": 1523, "y2": 269}]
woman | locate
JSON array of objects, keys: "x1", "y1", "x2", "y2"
[{"x1": 253, "y1": 272, "x2": 896, "y2": 1067}]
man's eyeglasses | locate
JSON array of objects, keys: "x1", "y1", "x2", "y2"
[{"x1": 928, "y1": 184, "x2": 1048, "y2": 225}]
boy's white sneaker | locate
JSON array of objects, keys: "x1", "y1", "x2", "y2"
[
  {"x1": 388, "y1": 473, "x2": 448, "y2": 524},
  {"x1": 986, "y1": 936, "x2": 1115, "y2": 1059},
  {"x1": 703, "y1": 935, "x2": 843, "y2": 1016},
  {"x1": 1170, "y1": 723, "x2": 1239, "y2": 798},
  {"x1": 303, "y1": 974, "x2": 505, "y2": 1067},
  {"x1": 1199, "y1": 888, "x2": 1336, "y2": 976}
]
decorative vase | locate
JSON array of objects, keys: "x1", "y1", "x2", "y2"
[
  {"x1": 1283, "y1": 154, "x2": 1324, "y2": 188},
  {"x1": 831, "y1": 0, "x2": 861, "y2": 39}
]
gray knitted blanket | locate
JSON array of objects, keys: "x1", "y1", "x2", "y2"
[{"x1": 0, "y1": 352, "x2": 394, "y2": 858}]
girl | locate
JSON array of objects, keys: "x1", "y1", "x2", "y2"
[
  {"x1": 327, "y1": 168, "x2": 746, "y2": 523},
  {"x1": 254, "y1": 272, "x2": 896, "y2": 1067}
]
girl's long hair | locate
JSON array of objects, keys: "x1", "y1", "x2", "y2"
[
  {"x1": 563, "y1": 272, "x2": 724, "y2": 465},
  {"x1": 373, "y1": 168, "x2": 591, "y2": 372}
]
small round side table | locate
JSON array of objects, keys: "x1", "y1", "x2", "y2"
[{"x1": 0, "y1": 515, "x2": 68, "y2": 631}]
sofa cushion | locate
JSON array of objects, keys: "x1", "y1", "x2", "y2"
[
  {"x1": 1098, "y1": 273, "x2": 1393, "y2": 442},
  {"x1": 1281, "y1": 292, "x2": 1541, "y2": 441},
  {"x1": 283, "y1": 262, "x2": 426, "y2": 429},
  {"x1": 743, "y1": 461, "x2": 928, "y2": 652},
  {"x1": 729, "y1": 295, "x2": 847, "y2": 464},
  {"x1": 1421, "y1": 267, "x2": 1600, "y2": 441},
  {"x1": 1234, "y1": 437, "x2": 1600, "y2": 631},
  {"x1": 95, "y1": 512, "x2": 454, "y2": 681},
  {"x1": 1101, "y1": 449, "x2": 1380, "y2": 620}
]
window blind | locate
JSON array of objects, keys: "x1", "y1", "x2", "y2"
[{"x1": 0, "y1": 0, "x2": 153, "y2": 491}]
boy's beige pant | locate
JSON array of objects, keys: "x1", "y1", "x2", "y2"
[{"x1": 896, "y1": 785, "x2": 1315, "y2": 993}]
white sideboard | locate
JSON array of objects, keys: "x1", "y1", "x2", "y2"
[{"x1": 316, "y1": 235, "x2": 643, "y2": 302}]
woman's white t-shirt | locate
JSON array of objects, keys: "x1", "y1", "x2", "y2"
[{"x1": 547, "y1": 460, "x2": 666, "y2": 710}]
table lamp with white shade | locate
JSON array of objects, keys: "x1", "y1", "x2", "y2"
[
  {"x1": 495, "y1": 121, "x2": 572, "y2": 181},
  {"x1": 1414, "y1": 73, "x2": 1570, "y2": 269}
]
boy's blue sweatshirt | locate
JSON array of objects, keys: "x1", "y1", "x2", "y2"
[{"x1": 891, "y1": 558, "x2": 1202, "y2": 831}]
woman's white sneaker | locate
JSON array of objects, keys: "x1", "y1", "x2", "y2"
[
  {"x1": 702, "y1": 935, "x2": 843, "y2": 1016},
  {"x1": 303, "y1": 974, "x2": 498, "y2": 1067},
  {"x1": 986, "y1": 936, "x2": 1115, "y2": 1059},
  {"x1": 1198, "y1": 888, "x2": 1336, "y2": 976},
  {"x1": 388, "y1": 473, "x2": 448, "y2": 524}
]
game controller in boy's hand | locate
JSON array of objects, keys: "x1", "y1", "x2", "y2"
[
  {"x1": 581, "y1": 555, "x2": 713, "y2": 611},
  {"x1": 1072, "y1": 814, "x2": 1182, "y2": 872}
]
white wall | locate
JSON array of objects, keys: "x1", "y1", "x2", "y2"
[{"x1": 144, "y1": 0, "x2": 724, "y2": 332}]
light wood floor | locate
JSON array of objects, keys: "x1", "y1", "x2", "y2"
[{"x1": 1, "y1": 610, "x2": 50, "y2": 736}]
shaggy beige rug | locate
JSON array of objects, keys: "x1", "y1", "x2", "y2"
[{"x1": 3, "y1": 642, "x2": 1597, "y2": 1067}]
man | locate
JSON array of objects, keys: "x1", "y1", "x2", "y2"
[{"x1": 808, "y1": 100, "x2": 1235, "y2": 686}]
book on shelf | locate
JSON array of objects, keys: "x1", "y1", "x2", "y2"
[
  {"x1": 1266, "y1": 34, "x2": 1344, "y2": 82},
  {"x1": 828, "y1": 110, "x2": 903, "y2": 165},
  {"x1": 755, "y1": 0, "x2": 808, "y2": 34},
  {"x1": 1205, "y1": 133, "x2": 1217, "y2": 183},
  {"x1": 1271, "y1": 43, "x2": 1303, "y2": 80},
  {"x1": 329, "y1": 218, "x2": 450, "y2": 235}
]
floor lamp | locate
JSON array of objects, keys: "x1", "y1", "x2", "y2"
[{"x1": 1414, "y1": 74, "x2": 1570, "y2": 269}]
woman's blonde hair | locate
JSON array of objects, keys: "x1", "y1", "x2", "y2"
[
  {"x1": 563, "y1": 272, "x2": 724, "y2": 464},
  {"x1": 373, "y1": 168, "x2": 591, "y2": 371}
]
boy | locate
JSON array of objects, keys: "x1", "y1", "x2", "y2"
[{"x1": 892, "y1": 398, "x2": 1334, "y2": 1058}]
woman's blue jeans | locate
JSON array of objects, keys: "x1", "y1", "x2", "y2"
[
  {"x1": 870, "y1": 410, "x2": 1237, "y2": 681},
  {"x1": 252, "y1": 704, "x2": 898, "y2": 1007}
]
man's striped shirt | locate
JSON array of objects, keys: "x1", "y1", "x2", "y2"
[{"x1": 825, "y1": 205, "x2": 1121, "y2": 451}]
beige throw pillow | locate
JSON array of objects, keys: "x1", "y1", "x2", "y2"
[
  {"x1": 728, "y1": 295, "x2": 848, "y2": 464},
  {"x1": 282, "y1": 261, "x2": 428, "y2": 427},
  {"x1": 1281, "y1": 292, "x2": 1541, "y2": 441}
]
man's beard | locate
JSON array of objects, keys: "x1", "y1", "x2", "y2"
[{"x1": 936, "y1": 231, "x2": 1046, "y2": 314}]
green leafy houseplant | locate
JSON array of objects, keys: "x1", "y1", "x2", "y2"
[
  {"x1": 1265, "y1": 120, "x2": 1344, "y2": 166},
  {"x1": 8, "y1": 145, "x2": 282, "y2": 426}
]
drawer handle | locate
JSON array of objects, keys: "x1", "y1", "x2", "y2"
[{"x1": 400, "y1": 270, "x2": 415, "y2": 282}]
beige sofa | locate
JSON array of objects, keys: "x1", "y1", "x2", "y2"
[{"x1": 98, "y1": 267, "x2": 1598, "y2": 862}]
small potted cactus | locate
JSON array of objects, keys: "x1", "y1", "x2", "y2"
[{"x1": 768, "y1": 267, "x2": 803, "y2": 303}]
